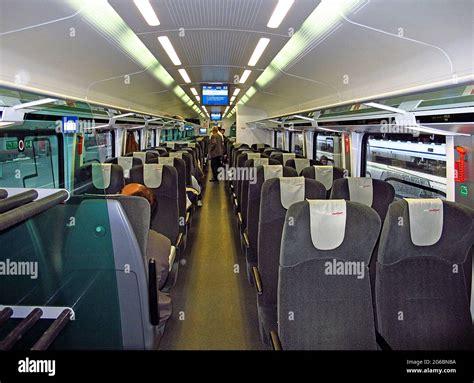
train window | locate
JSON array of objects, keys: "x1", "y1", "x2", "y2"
[
  {"x1": 364, "y1": 134, "x2": 447, "y2": 199},
  {"x1": 146, "y1": 130, "x2": 155, "y2": 148},
  {"x1": 275, "y1": 131, "x2": 283, "y2": 149},
  {"x1": 83, "y1": 130, "x2": 114, "y2": 163},
  {"x1": 291, "y1": 132, "x2": 305, "y2": 156},
  {"x1": 315, "y1": 134, "x2": 342, "y2": 167},
  {"x1": 0, "y1": 132, "x2": 60, "y2": 188}
]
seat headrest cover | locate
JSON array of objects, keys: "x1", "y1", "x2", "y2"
[
  {"x1": 166, "y1": 142, "x2": 175, "y2": 149},
  {"x1": 279, "y1": 177, "x2": 305, "y2": 209},
  {"x1": 308, "y1": 199, "x2": 347, "y2": 250},
  {"x1": 143, "y1": 164, "x2": 164, "y2": 188},
  {"x1": 188, "y1": 143, "x2": 196, "y2": 148},
  {"x1": 347, "y1": 177, "x2": 373, "y2": 206},
  {"x1": 293, "y1": 158, "x2": 310, "y2": 174},
  {"x1": 92, "y1": 163, "x2": 112, "y2": 189},
  {"x1": 158, "y1": 157, "x2": 175, "y2": 166},
  {"x1": 282, "y1": 153, "x2": 296, "y2": 164},
  {"x1": 314, "y1": 166, "x2": 334, "y2": 190},
  {"x1": 133, "y1": 152, "x2": 146, "y2": 163},
  {"x1": 263, "y1": 165, "x2": 283, "y2": 181},
  {"x1": 253, "y1": 158, "x2": 269, "y2": 166},
  {"x1": 247, "y1": 153, "x2": 261, "y2": 160},
  {"x1": 405, "y1": 198, "x2": 443, "y2": 246},
  {"x1": 257, "y1": 143, "x2": 265, "y2": 149},
  {"x1": 118, "y1": 157, "x2": 133, "y2": 178},
  {"x1": 234, "y1": 143, "x2": 243, "y2": 148},
  {"x1": 169, "y1": 152, "x2": 183, "y2": 159}
]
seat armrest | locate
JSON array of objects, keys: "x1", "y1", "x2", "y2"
[
  {"x1": 242, "y1": 231, "x2": 250, "y2": 249},
  {"x1": 237, "y1": 212, "x2": 243, "y2": 225},
  {"x1": 186, "y1": 187, "x2": 200, "y2": 196},
  {"x1": 270, "y1": 331, "x2": 282, "y2": 351},
  {"x1": 252, "y1": 266, "x2": 263, "y2": 295},
  {"x1": 148, "y1": 259, "x2": 159, "y2": 326},
  {"x1": 175, "y1": 232, "x2": 184, "y2": 249},
  {"x1": 375, "y1": 330, "x2": 392, "y2": 351}
]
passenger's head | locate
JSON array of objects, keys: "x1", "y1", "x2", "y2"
[
  {"x1": 121, "y1": 183, "x2": 157, "y2": 216},
  {"x1": 320, "y1": 155, "x2": 329, "y2": 165},
  {"x1": 219, "y1": 128, "x2": 225, "y2": 134},
  {"x1": 211, "y1": 126, "x2": 218, "y2": 135}
]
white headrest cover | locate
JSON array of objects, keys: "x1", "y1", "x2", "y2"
[
  {"x1": 347, "y1": 177, "x2": 373, "y2": 206},
  {"x1": 158, "y1": 157, "x2": 175, "y2": 166},
  {"x1": 247, "y1": 153, "x2": 261, "y2": 160},
  {"x1": 188, "y1": 143, "x2": 196, "y2": 148},
  {"x1": 169, "y1": 152, "x2": 183, "y2": 159},
  {"x1": 253, "y1": 158, "x2": 269, "y2": 166},
  {"x1": 282, "y1": 153, "x2": 296, "y2": 164},
  {"x1": 314, "y1": 166, "x2": 334, "y2": 191},
  {"x1": 234, "y1": 143, "x2": 243, "y2": 148},
  {"x1": 308, "y1": 199, "x2": 347, "y2": 250},
  {"x1": 263, "y1": 165, "x2": 283, "y2": 181},
  {"x1": 279, "y1": 177, "x2": 305, "y2": 210},
  {"x1": 92, "y1": 163, "x2": 112, "y2": 189},
  {"x1": 257, "y1": 143, "x2": 265, "y2": 149},
  {"x1": 133, "y1": 152, "x2": 146, "y2": 164},
  {"x1": 294, "y1": 158, "x2": 310, "y2": 174},
  {"x1": 118, "y1": 157, "x2": 133, "y2": 178},
  {"x1": 166, "y1": 142, "x2": 175, "y2": 149},
  {"x1": 143, "y1": 164, "x2": 164, "y2": 188},
  {"x1": 405, "y1": 198, "x2": 443, "y2": 246}
]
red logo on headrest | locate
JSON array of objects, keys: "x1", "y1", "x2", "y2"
[
  {"x1": 429, "y1": 208, "x2": 440, "y2": 212},
  {"x1": 332, "y1": 212, "x2": 344, "y2": 215}
]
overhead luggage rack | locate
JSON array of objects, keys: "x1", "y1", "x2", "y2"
[{"x1": 0, "y1": 306, "x2": 74, "y2": 351}]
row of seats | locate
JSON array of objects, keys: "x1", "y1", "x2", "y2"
[
  {"x1": 74, "y1": 141, "x2": 207, "y2": 344},
  {"x1": 228, "y1": 142, "x2": 474, "y2": 350}
]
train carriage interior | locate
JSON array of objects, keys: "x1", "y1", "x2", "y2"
[{"x1": 0, "y1": 0, "x2": 473, "y2": 378}]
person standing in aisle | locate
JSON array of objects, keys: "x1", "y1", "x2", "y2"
[{"x1": 208, "y1": 126, "x2": 223, "y2": 182}]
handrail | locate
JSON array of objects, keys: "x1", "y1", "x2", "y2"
[
  {"x1": 31, "y1": 309, "x2": 73, "y2": 351},
  {"x1": 0, "y1": 190, "x2": 69, "y2": 231},
  {"x1": 384, "y1": 177, "x2": 446, "y2": 197},
  {"x1": 0, "y1": 190, "x2": 38, "y2": 214}
]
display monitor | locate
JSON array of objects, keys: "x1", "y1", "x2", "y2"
[
  {"x1": 199, "y1": 127, "x2": 208, "y2": 135},
  {"x1": 202, "y1": 84, "x2": 229, "y2": 105},
  {"x1": 210, "y1": 112, "x2": 222, "y2": 121}
]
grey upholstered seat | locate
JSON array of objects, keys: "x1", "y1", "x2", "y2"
[
  {"x1": 277, "y1": 200, "x2": 381, "y2": 350},
  {"x1": 256, "y1": 177, "x2": 327, "y2": 346},
  {"x1": 239, "y1": 157, "x2": 280, "y2": 232},
  {"x1": 301, "y1": 165, "x2": 345, "y2": 197},
  {"x1": 375, "y1": 198, "x2": 474, "y2": 350},
  {"x1": 286, "y1": 159, "x2": 320, "y2": 175},
  {"x1": 75, "y1": 163, "x2": 125, "y2": 195},
  {"x1": 330, "y1": 177, "x2": 395, "y2": 221},
  {"x1": 244, "y1": 165, "x2": 298, "y2": 282},
  {"x1": 129, "y1": 164, "x2": 180, "y2": 247}
]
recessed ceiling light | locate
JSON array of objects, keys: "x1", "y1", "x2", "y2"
[
  {"x1": 178, "y1": 68, "x2": 191, "y2": 83},
  {"x1": 190, "y1": 87, "x2": 198, "y2": 96},
  {"x1": 267, "y1": 0, "x2": 294, "y2": 28},
  {"x1": 248, "y1": 38, "x2": 270, "y2": 66},
  {"x1": 239, "y1": 69, "x2": 252, "y2": 84},
  {"x1": 233, "y1": 88, "x2": 241, "y2": 96},
  {"x1": 134, "y1": 0, "x2": 160, "y2": 26},
  {"x1": 158, "y1": 36, "x2": 181, "y2": 65}
]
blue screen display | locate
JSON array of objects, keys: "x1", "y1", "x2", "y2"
[
  {"x1": 202, "y1": 84, "x2": 229, "y2": 105},
  {"x1": 210, "y1": 112, "x2": 221, "y2": 121}
]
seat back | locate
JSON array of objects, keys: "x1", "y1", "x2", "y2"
[
  {"x1": 129, "y1": 164, "x2": 179, "y2": 244},
  {"x1": 302, "y1": 165, "x2": 345, "y2": 196},
  {"x1": 376, "y1": 199, "x2": 474, "y2": 350},
  {"x1": 75, "y1": 163, "x2": 125, "y2": 194},
  {"x1": 157, "y1": 157, "x2": 187, "y2": 233},
  {"x1": 286, "y1": 158, "x2": 319, "y2": 175},
  {"x1": 246, "y1": 166, "x2": 297, "y2": 260},
  {"x1": 258, "y1": 178, "x2": 326, "y2": 308},
  {"x1": 279, "y1": 200, "x2": 381, "y2": 349},
  {"x1": 270, "y1": 152, "x2": 297, "y2": 165},
  {"x1": 330, "y1": 177, "x2": 395, "y2": 221},
  {"x1": 168, "y1": 151, "x2": 193, "y2": 186},
  {"x1": 106, "y1": 157, "x2": 142, "y2": 179}
]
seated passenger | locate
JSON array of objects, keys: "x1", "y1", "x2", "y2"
[{"x1": 121, "y1": 183, "x2": 172, "y2": 327}]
